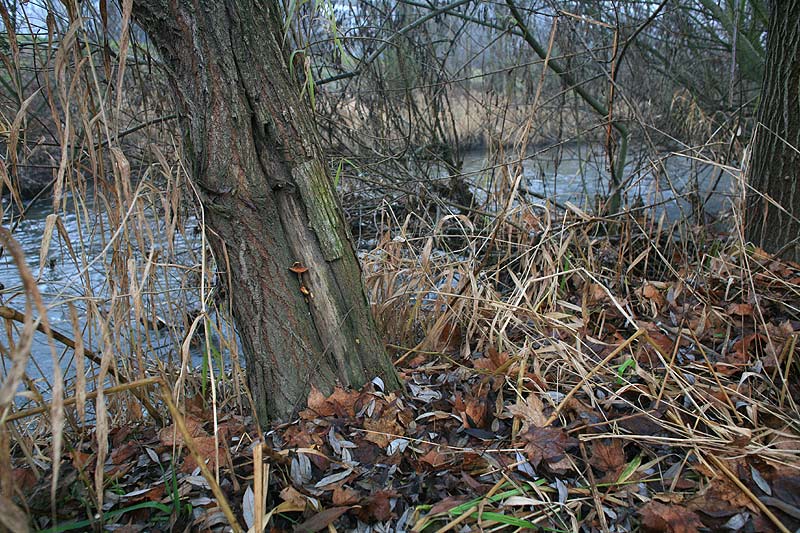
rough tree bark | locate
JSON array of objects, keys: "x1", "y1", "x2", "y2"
[
  {"x1": 131, "y1": 1, "x2": 399, "y2": 422},
  {"x1": 746, "y1": 0, "x2": 800, "y2": 262}
]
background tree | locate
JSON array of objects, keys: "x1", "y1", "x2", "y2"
[
  {"x1": 130, "y1": 0, "x2": 399, "y2": 422},
  {"x1": 746, "y1": 0, "x2": 800, "y2": 261}
]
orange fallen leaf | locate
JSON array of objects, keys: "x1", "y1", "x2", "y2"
[
  {"x1": 71, "y1": 450, "x2": 93, "y2": 471},
  {"x1": 294, "y1": 506, "x2": 349, "y2": 533},
  {"x1": 726, "y1": 302, "x2": 753, "y2": 316},
  {"x1": 332, "y1": 486, "x2": 360, "y2": 506},
  {"x1": 306, "y1": 385, "x2": 334, "y2": 417},
  {"x1": 180, "y1": 436, "x2": 223, "y2": 473},
  {"x1": 280, "y1": 485, "x2": 308, "y2": 509},
  {"x1": 363, "y1": 413, "x2": 402, "y2": 448},
  {"x1": 159, "y1": 417, "x2": 207, "y2": 446},
  {"x1": 110, "y1": 441, "x2": 138, "y2": 465},
  {"x1": 419, "y1": 448, "x2": 448, "y2": 469}
]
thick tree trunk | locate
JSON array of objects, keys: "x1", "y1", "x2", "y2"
[
  {"x1": 131, "y1": 1, "x2": 399, "y2": 422},
  {"x1": 746, "y1": 0, "x2": 800, "y2": 262}
]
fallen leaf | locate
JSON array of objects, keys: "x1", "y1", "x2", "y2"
[
  {"x1": 110, "y1": 441, "x2": 138, "y2": 465},
  {"x1": 642, "y1": 283, "x2": 663, "y2": 300},
  {"x1": 159, "y1": 417, "x2": 207, "y2": 446},
  {"x1": 428, "y1": 496, "x2": 470, "y2": 516},
  {"x1": 363, "y1": 413, "x2": 402, "y2": 448},
  {"x1": 332, "y1": 486, "x2": 360, "y2": 506},
  {"x1": 507, "y1": 394, "x2": 546, "y2": 431},
  {"x1": 688, "y1": 473, "x2": 757, "y2": 515},
  {"x1": 363, "y1": 490, "x2": 394, "y2": 522},
  {"x1": 639, "y1": 501, "x2": 702, "y2": 533},
  {"x1": 464, "y1": 394, "x2": 488, "y2": 428},
  {"x1": 419, "y1": 448, "x2": 448, "y2": 469},
  {"x1": 726, "y1": 333, "x2": 763, "y2": 366},
  {"x1": 11, "y1": 467, "x2": 37, "y2": 492},
  {"x1": 280, "y1": 485, "x2": 308, "y2": 509},
  {"x1": 726, "y1": 302, "x2": 753, "y2": 316},
  {"x1": 473, "y1": 348, "x2": 511, "y2": 374},
  {"x1": 110, "y1": 425, "x2": 132, "y2": 448},
  {"x1": 143, "y1": 485, "x2": 165, "y2": 502},
  {"x1": 328, "y1": 387, "x2": 360, "y2": 418},
  {"x1": 641, "y1": 283, "x2": 666, "y2": 311},
  {"x1": 303, "y1": 386, "x2": 360, "y2": 418},
  {"x1": 306, "y1": 385, "x2": 335, "y2": 417},
  {"x1": 521, "y1": 426, "x2": 578, "y2": 469},
  {"x1": 588, "y1": 282, "x2": 608, "y2": 303},
  {"x1": 590, "y1": 440, "x2": 626, "y2": 482},
  {"x1": 644, "y1": 325, "x2": 674, "y2": 356},
  {"x1": 294, "y1": 506, "x2": 350, "y2": 533},
  {"x1": 71, "y1": 450, "x2": 93, "y2": 470},
  {"x1": 180, "y1": 436, "x2": 223, "y2": 473},
  {"x1": 315, "y1": 468, "x2": 353, "y2": 489}
]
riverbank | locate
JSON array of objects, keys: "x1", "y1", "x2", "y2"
[{"x1": 5, "y1": 204, "x2": 800, "y2": 532}]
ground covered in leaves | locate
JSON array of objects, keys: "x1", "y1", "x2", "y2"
[{"x1": 6, "y1": 220, "x2": 800, "y2": 533}]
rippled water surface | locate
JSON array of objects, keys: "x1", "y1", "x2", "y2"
[{"x1": 0, "y1": 144, "x2": 739, "y2": 386}]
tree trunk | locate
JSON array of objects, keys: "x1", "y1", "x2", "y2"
[
  {"x1": 131, "y1": 1, "x2": 399, "y2": 422},
  {"x1": 746, "y1": 0, "x2": 800, "y2": 262}
]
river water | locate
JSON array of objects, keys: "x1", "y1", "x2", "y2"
[
  {"x1": 0, "y1": 144, "x2": 738, "y2": 393},
  {"x1": 0, "y1": 188, "x2": 214, "y2": 396},
  {"x1": 458, "y1": 144, "x2": 736, "y2": 220}
]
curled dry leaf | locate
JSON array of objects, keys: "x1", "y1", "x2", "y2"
[
  {"x1": 306, "y1": 385, "x2": 335, "y2": 417},
  {"x1": 280, "y1": 485, "x2": 308, "y2": 509},
  {"x1": 507, "y1": 394, "x2": 546, "y2": 431},
  {"x1": 588, "y1": 282, "x2": 608, "y2": 303},
  {"x1": 688, "y1": 475, "x2": 759, "y2": 515},
  {"x1": 641, "y1": 282, "x2": 666, "y2": 312},
  {"x1": 304, "y1": 385, "x2": 360, "y2": 418},
  {"x1": 464, "y1": 394, "x2": 488, "y2": 428}
]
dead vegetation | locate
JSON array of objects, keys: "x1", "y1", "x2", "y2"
[
  {"x1": 3, "y1": 170, "x2": 800, "y2": 531},
  {"x1": 1, "y1": 2, "x2": 798, "y2": 532}
]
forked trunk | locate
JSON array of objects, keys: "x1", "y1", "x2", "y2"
[{"x1": 132, "y1": 1, "x2": 399, "y2": 422}]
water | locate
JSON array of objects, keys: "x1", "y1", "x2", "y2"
[
  {"x1": 0, "y1": 188, "x2": 216, "y2": 398},
  {"x1": 0, "y1": 144, "x2": 739, "y2": 392},
  {"x1": 459, "y1": 144, "x2": 738, "y2": 220}
]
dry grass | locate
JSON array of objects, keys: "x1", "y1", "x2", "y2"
[
  {"x1": 353, "y1": 170, "x2": 799, "y2": 531},
  {"x1": 0, "y1": 3, "x2": 797, "y2": 531}
]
